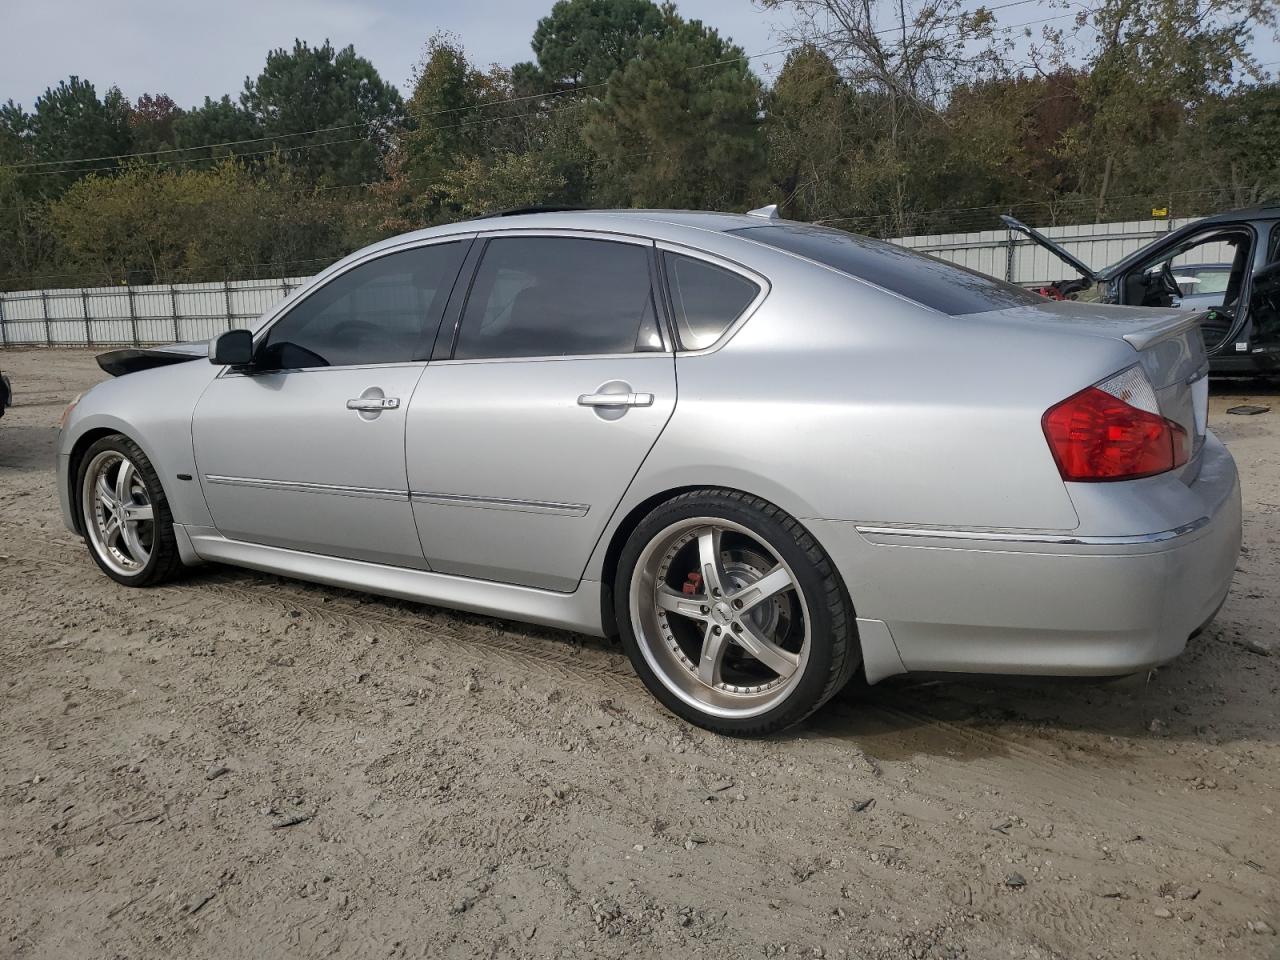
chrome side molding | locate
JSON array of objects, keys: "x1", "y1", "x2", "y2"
[
  {"x1": 410, "y1": 491, "x2": 589, "y2": 517},
  {"x1": 204, "y1": 475, "x2": 408, "y2": 501},
  {"x1": 203, "y1": 475, "x2": 588, "y2": 517},
  {"x1": 855, "y1": 517, "x2": 1210, "y2": 546}
]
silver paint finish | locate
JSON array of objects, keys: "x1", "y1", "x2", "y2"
[
  {"x1": 55, "y1": 209, "x2": 1243, "y2": 688},
  {"x1": 180, "y1": 525, "x2": 607, "y2": 636},
  {"x1": 405, "y1": 354, "x2": 676, "y2": 591},
  {"x1": 191, "y1": 364, "x2": 428, "y2": 568}
]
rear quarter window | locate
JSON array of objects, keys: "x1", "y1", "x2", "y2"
[
  {"x1": 729, "y1": 223, "x2": 1044, "y2": 316},
  {"x1": 664, "y1": 253, "x2": 760, "y2": 349}
]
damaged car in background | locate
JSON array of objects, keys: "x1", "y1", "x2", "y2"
[{"x1": 1004, "y1": 204, "x2": 1280, "y2": 375}]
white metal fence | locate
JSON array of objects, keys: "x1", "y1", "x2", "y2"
[
  {"x1": 0, "y1": 216, "x2": 1219, "y2": 348},
  {"x1": 0, "y1": 277, "x2": 309, "y2": 348},
  {"x1": 895, "y1": 216, "x2": 1217, "y2": 284}
]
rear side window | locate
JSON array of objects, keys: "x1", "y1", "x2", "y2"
[
  {"x1": 454, "y1": 237, "x2": 664, "y2": 360},
  {"x1": 730, "y1": 223, "x2": 1044, "y2": 316},
  {"x1": 664, "y1": 253, "x2": 760, "y2": 349},
  {"x1": 261, "y1": 241, "x2": 467, "y2": 368}
]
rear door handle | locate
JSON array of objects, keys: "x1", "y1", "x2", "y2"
[
  {"x1": 346, "y1": 397, "x2": 400, "y2": 411},
  {"x1": 577, "y1": 392, "x2": 654, "y2": 408}
]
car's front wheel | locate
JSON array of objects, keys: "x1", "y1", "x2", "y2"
[
  {"x1": 616, "y1": 489, "x2": 859, "y2": 736},
  {"x1": 77, "y1": 434, "x2": 183, "y2": 586}
]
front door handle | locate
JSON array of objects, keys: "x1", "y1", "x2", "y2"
[
  {"x1": 346, "y1": 397, "x2": 400, "y2": 411},
  {"x1": 577, "y1": 392, "x2": 654, "y2": 408}
]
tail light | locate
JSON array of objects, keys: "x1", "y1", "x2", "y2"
[{"x1": 1043, "y1": 366, "x2": 1189, "y2": 482}]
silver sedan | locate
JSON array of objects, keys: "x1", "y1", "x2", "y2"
[{"x1": 56, "y1": 209, "x2": 1242, "y2": 735}]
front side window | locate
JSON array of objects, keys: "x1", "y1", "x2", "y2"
[
  {"x1": 730, "y1": 223, "x2": 1045, "y2": 316},
  {"x1": 260, "y1": 241, "x2": 467, "y2": 369},
  {"x1": 664, "y1": 253, "x2": 760, "y2": 349},
  {"x1": 453, "y1": 237, "x2": 664, "y2": 360}
]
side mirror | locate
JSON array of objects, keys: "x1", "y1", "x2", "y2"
[{"x1": 209, "y1": 329, "x2": 254, "y2": 367}]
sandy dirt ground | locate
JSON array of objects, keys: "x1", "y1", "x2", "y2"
[{"x1": 1, "y1": 347, "x2": 1278, "y2": 960}]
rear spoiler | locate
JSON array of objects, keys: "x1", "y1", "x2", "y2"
[
  {"x1": 1000, "y1": 215, "x2": 1101, "y2": 294},
  {"x1": 97, "y1": 341, "x2": 208, "y2": 377}
]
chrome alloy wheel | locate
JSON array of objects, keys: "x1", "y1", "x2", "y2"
[
  {"x1": 81, "y1": 450, "x2": 155, "y2": 577},
  {"x1": 629, "y1": 517, "x2": 810, "y2": 719}
]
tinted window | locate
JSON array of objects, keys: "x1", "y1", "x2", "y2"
[
  {"x1": 730, "y1": 224, "x2": 1044, "y2": 316},
  {"x1": 261, "y1": 242, "x2": 467, "y2": 368},
  {"x1": 665, "y1": 253, "x2": 759, "y2": 349},
  {"x1": 454, "y1": 237, "x2": 663, "y2": 360}
]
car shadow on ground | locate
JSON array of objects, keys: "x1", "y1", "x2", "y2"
[
  {"x1": 800, "y1": 623, "x2": 1276, "y2": 759},
  {"x1": 0, "y1": 423, "x2": 59, "y2": 470}
]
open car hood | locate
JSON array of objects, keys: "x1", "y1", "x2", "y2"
[
  {"x1": 96, "y1": 340, "x2": 208, "y2": 377},
  {"x1": 1000, "y1": 215, "x2": 1127, "y2": 292}
]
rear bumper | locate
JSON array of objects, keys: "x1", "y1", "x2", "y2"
[{"x1": 811, "y1": 433, "x2": 1242, "y2": 679}]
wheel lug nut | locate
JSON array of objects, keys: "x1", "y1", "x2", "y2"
[
  {"x1": 712, "y1": 626, "x2": 721, "y2": 635},
  {"x1": 700, "y1": 605, "x2": 710, "y2": 615},
  {"x1": 732, "y1": 599, "x2": 743, "y2": 609},
  {"x1": 732, "y1": 622, "x2": 743, "y2": 633}
]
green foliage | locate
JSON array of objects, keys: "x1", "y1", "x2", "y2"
[
  {"x1": 44, "y1": 160, "x2": 345, "y2": 285},
  {"x1": 241, "y1": 39, "x2": 404, "y2": 185},
  {"x1": 172, "y1": 95, "x2": 262, "y2": 164},
  {"x1": 128, "y1": 93, "x2": 183, "y2": 154},
  {"x1": 518, "y1": 0, "x2": 669, "y2": 90},
  {"x1": 437, "y1": 153, "x2": 568, "y2": 215},
  {"x1": 765, "y1": 46, "x2": 857, "y2": 220},
  {"x1": 400, "y1": 34, "x2": 494, "y2": 191},
  {"x1": 21, "y1": 78, "x2": 133, "y2": 196},
  {"x1": 584, "y1": 10, "x2": 765, "y2": 208}
]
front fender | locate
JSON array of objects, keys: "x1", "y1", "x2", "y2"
[{"x1": 59, "y1": 363, "x2": 219, "y2": 530}]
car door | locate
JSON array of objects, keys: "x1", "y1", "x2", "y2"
[
  {"x1": 405, "y1": 232, "x2": 676, "y2": 592},
  {"x1": 192, "y1": 238, "x2": 471, "y2": 568}
]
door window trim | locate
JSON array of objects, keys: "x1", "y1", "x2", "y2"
[
  {"x1": 225, "y1": 233, "x2": 478, "y2": 377},
  {"x1": 654, "y1": 240, "x2": 771, "y2": 356},
  {"x1": 437, "y1": 229, "x2": 675, "y2": 364}
]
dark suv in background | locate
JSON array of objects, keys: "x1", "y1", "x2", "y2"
[{"x1": 1005, "y1": 205, "x2": 1280, "y2": 376}]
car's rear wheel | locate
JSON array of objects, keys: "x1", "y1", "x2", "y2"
[
  {"x1": 616, "y1": 489, "x2": 858, "y2": 736},
  {"x1": 77, "y1": 434, "x2": 182, "y2": 586}
]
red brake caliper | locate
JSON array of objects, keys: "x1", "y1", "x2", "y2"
[{"x1": 681, "y1": 571, "x2": 703, "y2": 596}]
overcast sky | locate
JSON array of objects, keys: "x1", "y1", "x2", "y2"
[
  {"x1": 3, "y1": 0, "x2": 1276, "y2": 109},
  {"x1": 1, "y1": 0, "x2": 791, "y2": 108}
]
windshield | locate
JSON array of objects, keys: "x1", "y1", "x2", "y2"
[{"x1": 729, "y1": 223, "x2": 1045, "y2": 316}]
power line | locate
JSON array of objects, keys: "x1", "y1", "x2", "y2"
[{"x1": 12, "y1": 99, "x2": 592, "y2": 180}]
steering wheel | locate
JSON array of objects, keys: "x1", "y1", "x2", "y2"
[{"x1": 1142, "y1": 262, "x2": 1181, "y2": 307}]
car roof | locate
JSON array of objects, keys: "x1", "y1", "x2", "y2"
[
  {"x1": 356, "y1": 209, "x2": 778, "y2": 258},
  {"x1": 1191, "y1": 203, "x2": 1280, "y2": 225}
]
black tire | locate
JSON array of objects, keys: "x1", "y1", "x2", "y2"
[
  {"x1": 76, "y1": 433, "x2": 184, "y2": 587},
  {"x1": 615, "y1": 488, "x2": 859, "y2": 736}
]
